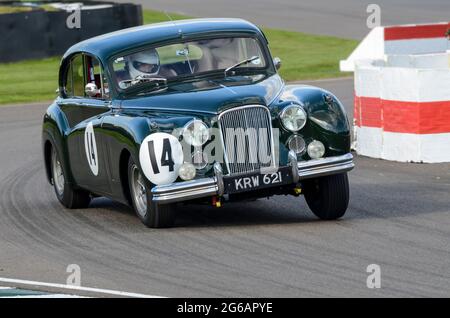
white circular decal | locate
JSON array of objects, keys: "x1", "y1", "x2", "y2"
[
  {"x1": 139, "y1": 133, "x2": 184, "y2": 185},
  {"x1": 84, "y1": 122, "x2": 99, "y2": 176}
]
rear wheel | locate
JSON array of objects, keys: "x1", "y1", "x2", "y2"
[
  {"x1": 51, "y1": 147, "x2": 91, "y2": 209},
  {"x1": 128, "y1": 157, "x2": 176, "y2": 228},
  {"x1": 303, "y1": 173, "x2": 349, "y2": 220}
]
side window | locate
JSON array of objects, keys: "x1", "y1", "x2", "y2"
[
  {"x1": 65, "y1": 62, "x2": 74, "y2": 96},
  {"x1": 72, "y1": 54, "x2": 85, "y2": 97},
  {"x1": 64, "y1": 54, "x2": 110, "y2": 99},
  {"x1": 85, "y1": 56, "x2": 110, "y2": 99},
  {"x1": 64, "y1": 54, "x2": 85, "y2": 98}
]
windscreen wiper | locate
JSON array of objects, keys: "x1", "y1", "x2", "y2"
[
  {"x1": 224, "y1": 56, "x2": 260, "y2": 76},
  {"x1": 120, "y1": 75, "x2": 167, "y2": 89}
]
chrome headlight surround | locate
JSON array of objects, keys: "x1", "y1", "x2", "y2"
[
  {"x1": 280, "y1": 104, "x2": 307, "y2": 132},
  {"x1": 182, "y1": 119, "x2": 210, "y2": 147}
]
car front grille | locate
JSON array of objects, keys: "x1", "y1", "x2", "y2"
[{"x1": 218, "y1": 105, "x2": 275, "y2": 175}]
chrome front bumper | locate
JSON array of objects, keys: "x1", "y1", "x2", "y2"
[{"x1": 151, "y1": 153, "x2": 355, "y2": 204}]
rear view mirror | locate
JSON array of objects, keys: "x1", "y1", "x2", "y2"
[
  {"x1": 273, "y1": 57, "x2": 281, "y2": 70},
  {"x1": 85, "y1": 83, "x2": 100, "y2": 97}
]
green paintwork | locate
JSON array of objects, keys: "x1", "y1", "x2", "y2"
[{"x1": 42, "y1": 19, "x2": 350, "y2": 205}]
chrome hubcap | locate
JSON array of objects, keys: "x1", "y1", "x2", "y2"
[
  {"x1": 52, "y1": 149, "x2": 65, "y2": 196},
  {"x1": 131, "y1": 165, "x2": 147, "y2": 217}
]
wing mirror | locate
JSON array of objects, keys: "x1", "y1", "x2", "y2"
[
  {"x1": 273, "y1": 57, "x2": 282, "y2": 70},
  {"x1": 85, "y1": 83, "x2": 100, "y2": 97}
]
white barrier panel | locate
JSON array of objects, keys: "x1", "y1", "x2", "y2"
[
  {"x1": 386, "y1": 53, "x2": 449, "y2": 69},
  {"x1": 353, "y1": 55, "x2": 450, "y2": 163}
]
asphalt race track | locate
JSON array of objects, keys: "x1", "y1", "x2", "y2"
[
  {"x1": 110, "y1": 0, "x2": 450, "y2": 39},
  {"x1": 0, "y1": 78, "x2": 449, "y2": 297}
]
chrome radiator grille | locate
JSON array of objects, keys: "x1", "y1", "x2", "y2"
[{"x1": 218, "y1": 105, "x2": 275, "y2": 175}]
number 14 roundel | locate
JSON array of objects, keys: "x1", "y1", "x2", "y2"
[{"x1": 139, "y1": 133, "x2": 184, "y2": 185}]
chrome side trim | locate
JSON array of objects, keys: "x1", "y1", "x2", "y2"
[{"x1": 298, "y1": 153, "x2": 354, "y2": 180}]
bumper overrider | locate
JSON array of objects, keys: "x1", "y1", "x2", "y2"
[{"x1": 151, "y1": 153, "x2": 355, "y2": 204}]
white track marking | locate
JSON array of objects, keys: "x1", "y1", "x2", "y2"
[
  {"x1": 0, "y1": 277, "x2": 165, "y2": 298},
  {"x1": 0, "y1": 287, "x2": 12, "y2": 290}
]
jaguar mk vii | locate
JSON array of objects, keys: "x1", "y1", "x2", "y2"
[{"x1": 42, "y1": 18, "x2": 354, "y2": 227}]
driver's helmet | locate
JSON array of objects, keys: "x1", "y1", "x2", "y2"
[{"x1": 126, "y1": 49, "x2": 160, "y2": 79}]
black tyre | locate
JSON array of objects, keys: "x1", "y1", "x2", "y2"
[
  {"x1": 127, "y1": 157, "x2": 176, "y2": 228},
  {"x1": 51, "y1": 147, "x2": 91, "y2": 209},
  {"x1": 303, "y1": 173, "x2": 349, "y2": 220}
]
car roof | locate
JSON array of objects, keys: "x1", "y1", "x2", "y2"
[{"x1": 63, "y1": 18, "x2": 266, "y2": 61}]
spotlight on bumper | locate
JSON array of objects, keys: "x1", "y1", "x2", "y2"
[
  {"x1": 307, "y1": 140, "x2": 325, "y2": 159},
  {"x1": 178, "y1": 163, "x2": 196, "y2": 181}
]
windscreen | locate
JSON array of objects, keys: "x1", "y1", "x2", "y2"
[{"x1": 111, "y1": 37, "x2": 267, "y2": 89}]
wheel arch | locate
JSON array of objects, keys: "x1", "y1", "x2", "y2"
[
  {"x1": 43, "y1": 139, "x2": 53, "y2": 184},
  {"x1": 42, "y1": 103, "x2": 76, "y2": 186},
  {"x1": 277, "y1": 84, "x2": 352, "y2": 156},
  {"x1": 119, "y1": 148, "x2": 132, "y2": 206},
  {"x1": 280, "y1": 84, "x2": 351, "y2": 135}
]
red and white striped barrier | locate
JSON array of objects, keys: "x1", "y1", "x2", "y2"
[
  {"x1": 341, "y1": 22, "x2": 450, "y2": 163},
  {"x1": 340, "y1": 22, "x2": 450, "y2": 71},
  {"x1": 354, "y1": 56, "x2": 450, "y2": 162}
]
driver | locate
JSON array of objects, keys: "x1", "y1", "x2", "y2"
[
  {"x1": 118, "y1": 49, "x2": 177, "y2": 88},
  {"x1": 126, "y1": 49, "x2": 161, "y2": 79}
]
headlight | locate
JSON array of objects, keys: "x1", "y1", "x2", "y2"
[
  {"x1": 287, "y1": 135, "x2": 306, "y2": 154},
  {"x1": 280, "y1": 105, "x2": 307, "y2": 132},
  {"x1": 307, "y1": 140, "x2": 325, "y2": 159},
  {"x1": 182, "y1": 120, "x2": 210, "y2": 147}
]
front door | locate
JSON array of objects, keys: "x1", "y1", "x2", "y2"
[{"x1": 59, "y1": 52, "x2": 113, "y2": 195}]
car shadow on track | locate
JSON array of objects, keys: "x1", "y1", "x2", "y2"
[
  {"x1": 85, "y1": 155, "x2": 450, "y2": 229},
  {"x1": 175, "y1": 199, "x2": 317, "y2": 228},
  {"x1": 87, "y1": 195, "x2": 319, "y2": 228},
  {"x1": 86, "y1": 181, "x2": 449, "y2": 229}
]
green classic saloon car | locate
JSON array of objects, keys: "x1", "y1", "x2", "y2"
[{"x1": 42, "y1": 18, "x2": 354, "y2": 228}]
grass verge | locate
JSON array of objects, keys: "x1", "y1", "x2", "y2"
[
  {"x1": 0, "y1": 57, "x2": 60, "y2": 104},
  {"x1": 0, "y1": 9, "x2": 357, "y2": 105}
]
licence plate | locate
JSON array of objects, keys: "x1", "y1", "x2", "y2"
[{"x1": 223, "y1": 166, "x2": 294, "y2": 194}]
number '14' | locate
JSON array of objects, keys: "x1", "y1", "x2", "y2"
[{"x1": 148, "y1": 138, "x2": 175, "y2": 174}]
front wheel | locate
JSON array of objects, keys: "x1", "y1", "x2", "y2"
[
  {"x1": 128, "y1": 157, "x2": 176, "y2": 228},
  {"x1": 303, "y1": 173, "x2": 349, "y2": 220}
]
